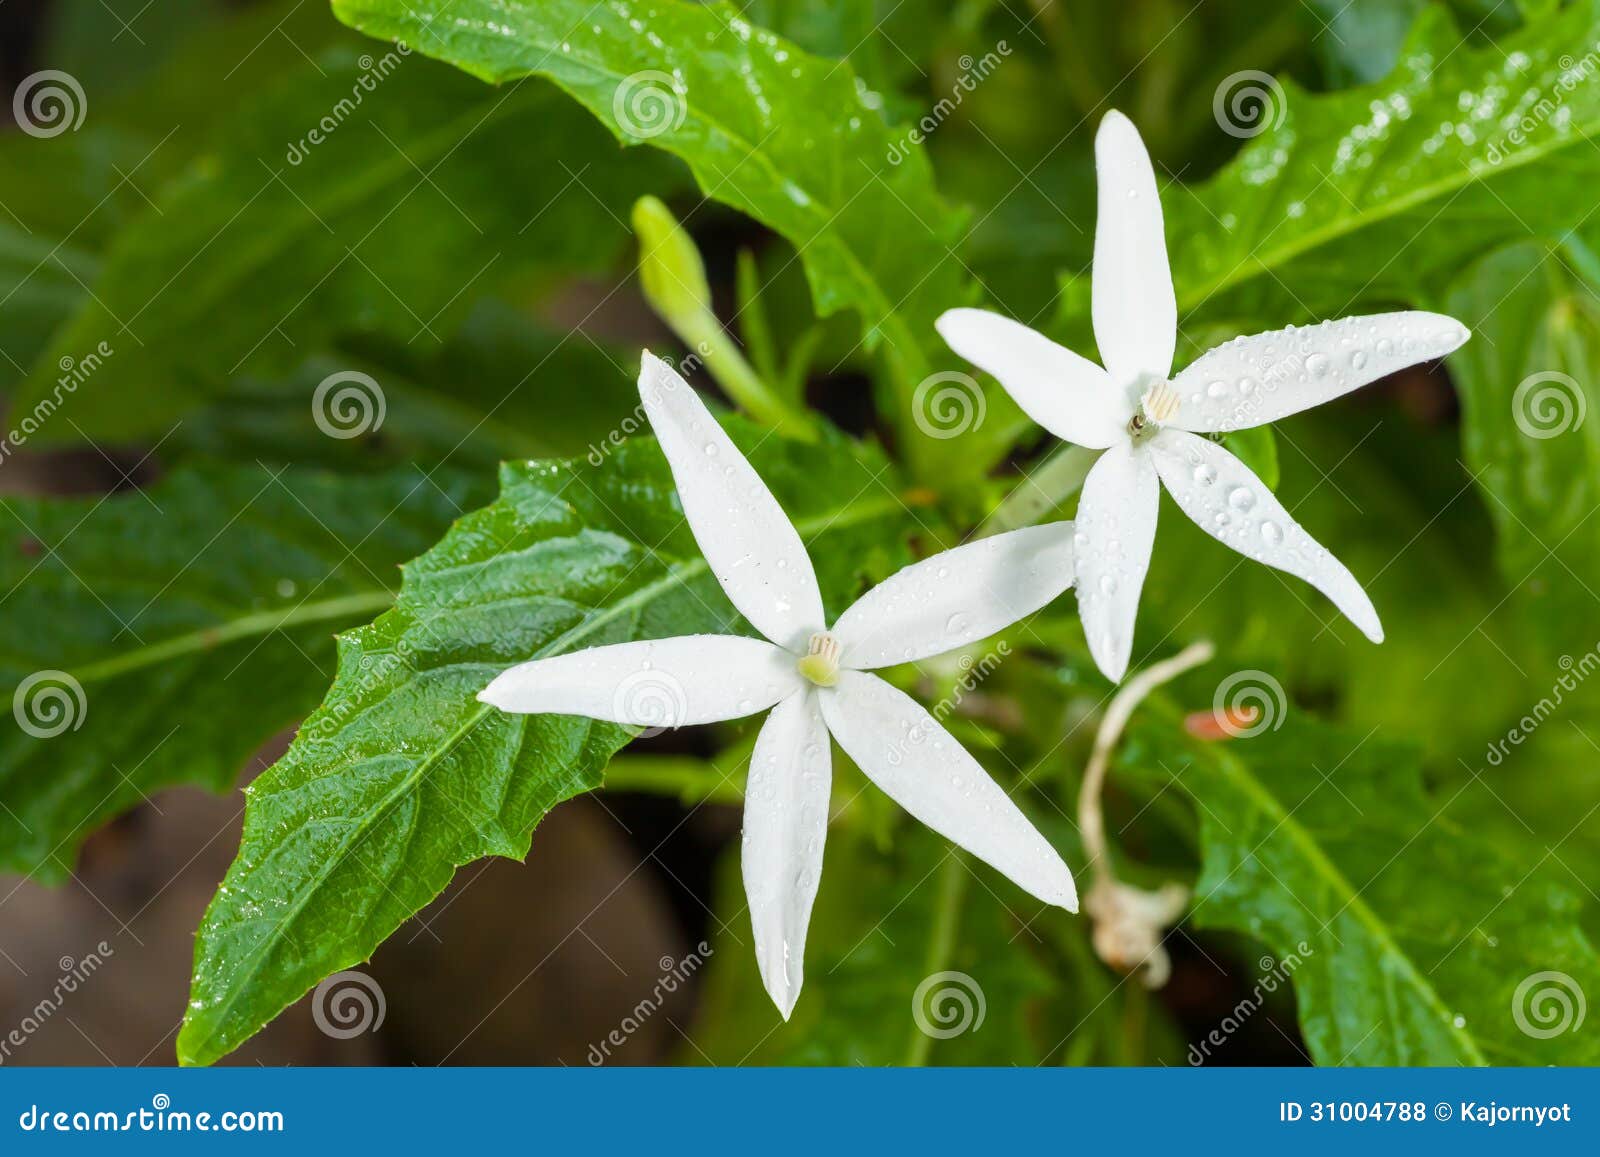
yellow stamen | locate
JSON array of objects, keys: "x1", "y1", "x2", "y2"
[{"x1": 796, "y1": 633, "x2": 841, "y2": 687}]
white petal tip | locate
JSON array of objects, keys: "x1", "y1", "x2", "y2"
[
  {"x1": 1053, "y1": 877, "x2": 1081, "y2": 914},
  {"x1": 767, "y1": 984, "x2": 798, "y2": 1022}
]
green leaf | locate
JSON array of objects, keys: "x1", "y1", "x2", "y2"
[
  {"x1": 0, "y1": 464, "x2": 488, "y2": 880},
  {"x1": 1446, "y1": 240, "x2": 1600, "y2": 651},
  {"x1": 1132, "y1": 708, "x2": 1600, "y2": 1064},
  {"x1": 328, "y1": 0, "x2": 976, "y2": 405},
  {"x1": 178, "y1": 418, "x2": 915, "y2": 1065},
  {"x1": 1108, "y1": 2, "x2": 1600, "y2": 327},
  {"x1": 10, "y1": 46, "x2": 676, "y2": 446},
  {"x1": 169, "y1": 300, "x2": 641, "y2": 473}
]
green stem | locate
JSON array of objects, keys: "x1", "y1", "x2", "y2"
[
  {"x1": 903, "y1": 851, "x2": 968, "y2": 1066},
  {"x1": 980, "y1": 444, "x2": 1101, "y2": 536},
  {"x1": 683, "y1": 315, "x2": 816, "y2": 439}
]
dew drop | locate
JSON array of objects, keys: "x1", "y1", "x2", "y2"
[
  {"x1": 1350, "y1": 350, "x2": 1368, "y2": 370},
  {"x1": 1227, "y1": 487, "x2": 1255, "y2": 512},
  {"x1": 1261, "y1": 521, "x2": 1283, "y2": 545},
  {"x1": 1304, "y1": 353, "x2": 1330, "y2": 376},
  {"x1": 1193, "y1": 463, "x2": 1217, "y2": 486}
]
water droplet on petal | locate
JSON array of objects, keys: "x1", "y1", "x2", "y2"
[
  {"x1": 1261, "y1": 521, "x2": 1283, "y2": 546},
  {"x1": 1193, "y1": 463, "x2": 1217, "y2": 485},
  {"x1": 1227, "y1": 487, "x2": 1255, "y2": 512}
]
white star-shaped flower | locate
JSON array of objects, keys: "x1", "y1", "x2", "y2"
[
  {"x1": 937, "y1": 110, "x2": 1471, "y2": 682},
  {"x1": 480, "y1": 353, "x2": 1079, "y2": 1018}
]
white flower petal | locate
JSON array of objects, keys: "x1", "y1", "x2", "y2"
[
  {"x1": 639, "y1": 352, "x2": 825, "y2": 649},
  {"x1": 935, "y1": 308, "x2": 1127, "y2": 447},
  {"x1": 831, "y1": 522, "x2": 1077, "y2": 669},
  {"x1": 1092, "y1": 111, "x2": 1176, "y2": 387},
  {"x1": 819, "y1": 671, "x2": 1077, "y2": 910},
  {"x1": 1150, "y1": 429, "x2": 1383, "y2": 642},
  {"x1": 1169, "y1": 312, "x2": 1472, "y2": 433},
  {"x1": 1075, "y1": 443, "x2": 1159, "y2": 682},
  {"x1": 479, "y1": 635, "x2": 801, "y2": 725},
  {"x1": 742, "y1": 690, "x2": 831, "y2": 1020}
]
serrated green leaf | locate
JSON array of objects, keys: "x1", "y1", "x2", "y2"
[
  {"x1": 1077, "y1": 2, "x2": 1600, "y2": 330},
  {"x1": 0, "y1": 464, "x2": 488, "y2": 880},
  {"x1": 328, "y1": 0, "x2": 977, "y2": 411},
  {"x1": 10, "y1": 46, "x2": 677, "y2": 446},
  {"x1": 1131, "y1": 709, "x2": 1600, "y2": 1064},
  {"x1": 178, "y1": 419, "x2": 915, "y2": 1065}
]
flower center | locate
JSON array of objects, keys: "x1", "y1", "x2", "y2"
[
  {"x1": 796, "y1": 632, "x2": 841, "y2": 687},
  {"x1": 1128, "y1": 381, "x2": 1179, "y2": 442}
]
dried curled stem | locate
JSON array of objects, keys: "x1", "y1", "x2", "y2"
[{"x1": 1078, "y1": 640, "x2": 1214, "y2": 988}]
